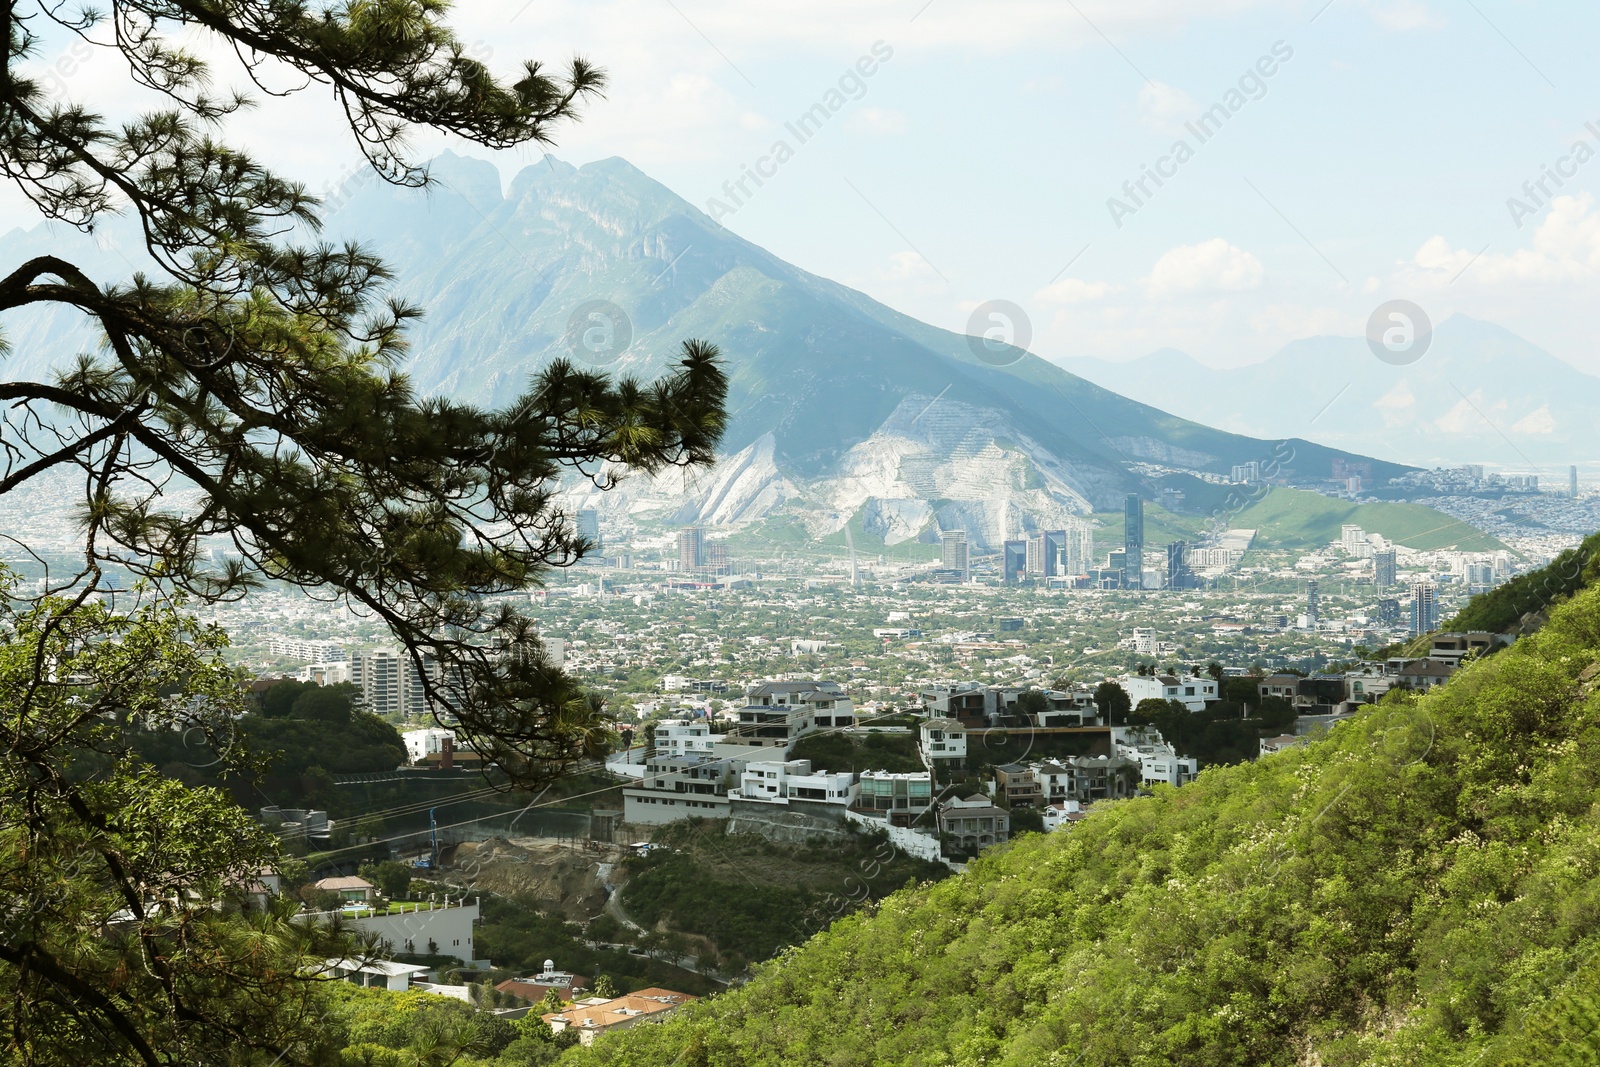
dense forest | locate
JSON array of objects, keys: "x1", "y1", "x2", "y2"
[{"x1": 554, "y1": 576, "x2": 1600, "y2": 1065}]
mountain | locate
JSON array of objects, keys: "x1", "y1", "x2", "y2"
[
  {"x1": 1064, "y1": 317, "x2": 1600, "y2": 469},
  {"x1": 561, "y1": 575, "x2": 1600, "y2": 1066},
  {"x1": 0, "y1": 153, "x2": 1417, "y2": 551}
]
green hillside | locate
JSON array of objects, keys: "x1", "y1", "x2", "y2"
[
  {"x1": 561, "y1": 583, "x2": 1600, "y2": 1066},
  {"x1": 1236, "y1": 486, "x2": 1505, "y2": 552}
]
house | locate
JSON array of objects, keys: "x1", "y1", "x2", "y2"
[
  {"x1": 544, "y1": 988, "x2": 697, "y2": 1046},
  {"x1": 731, "y1": 759, "x2": 858, "y2": 806},
  {"x1": 1257, "y1": 674, "x2": 1301, "y2": 703},
  {"x1": 919, "y1": 716, "x2": 968, "y2": 763},
  {"x1": 1427, "y1": 631, "x2": 1512, "y2": 666},
  {"x1": 324, "y1": 958, "x2": 431, "y2": 992},
  {"x1": 1112, "y1": 728, "x2": 1198, "y2": 788},
  {"x1": 622, "y1": 753, "x2": 734, "y2": 825},
  {"x1": 855, "y1": 770, "x2": 934, "y2": 820},
  {"x1": 992, "y1": 762, "x2": 1042, "y2": 807},
  {"x1": 937, "y1": 795, "x2": 1010, "y2": 853},
  {"x1": 1260, "y1": 734, "x2": 1305, "y2": 757},
  {"x1": 1396, "y1": 659, "x2": 1455, "y2": 691},
  {"x1": 1041, "y1": 800, "x2": 1087, "y2": 832},
  {"x1": 651, "y1": 717, "x2": 718, "y2": 757},
  {"x1": 1121, "y1": 673, "x2": 1219, "y2": 712},
  {"x1": 314, "y1": 876, "x2": 375, "y2": 903},
  {"x1": 496, "y1": 965, "x2": 588, "y2": 1005},
  {"x1": 711, "y1": 680, "x2": 850, "y2": 757}
]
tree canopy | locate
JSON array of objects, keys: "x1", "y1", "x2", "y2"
[{"x1": 2, "y1": 0, "x2": 727, "y2": 786}]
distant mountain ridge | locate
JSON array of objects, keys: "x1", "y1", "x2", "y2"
[
  {"x1": 1063, "y1": 317, "x2": 1600, "y2": 468},
  {"x1": 0, "y1": 152, "x2": 1417, "y2": 550}
]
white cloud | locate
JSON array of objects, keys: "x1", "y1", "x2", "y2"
[
  {"x1": 847, "y1": 108, "x2": 908, "y2": 135},
  {"x1": 1403, "y1": 194, "x2": 1600, "y2": 287},
  {"x1": 1034, "y1": 277, "x2": 1117, "y2": 303},
  {"x1": 1137, "y1": 81, "x2": 1199, "y2": 137},
  {"x1": 1146, "y1": 239, "x2": 1264, "y2": 296},
  {"x1": 1355, "y1": 0, "x2": 1445, "y2": 31}
]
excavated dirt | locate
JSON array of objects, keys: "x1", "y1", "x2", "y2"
[{"x1": 440, "y1": 836, "x2": 625, "y2": 920}]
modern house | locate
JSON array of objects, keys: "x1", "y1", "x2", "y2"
[
  {"x1": 1121, "y1": 673, "x2": 1219, "y2": 712},
  {"x1": 918, "y1": 717, "x2": 968, "y2": 763},
  {"x1": 731, "y1": 759, "x2": 858, "y2": 806},
  {"x1": 936, "y1": 795, "x2": 1010, "y2": 853},
  {"x1": 313, "y1": 876, "x2": 375, "y2": 903},
  {"x1": 856, "y1": 770, "x2": 934, "y2": 820},
  {"x1": 622, "y1": 753, "x2": 735, "y2": 825}
]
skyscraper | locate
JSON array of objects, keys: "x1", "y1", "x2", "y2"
[
  {"x1": 1410, "y1": 581, "x2": 1438, "y2": 635},
  {"x1": 1306, "y1": 578, "x2": 1320, "y2": 629},
  {"x1": 1166, "y1": 541, "x2": 1189, "y2": 589},
  {"x1": 1373, "y1": 548, "x2": 1397, "y2": 588},
  {"x1": 940, "y1": 529, "x2": 969, "y2": 582},
  {"x1": 1044, "y1": 529, "x2": 1066, "y2": 576},
  {"x1": 1572, "y1": 465, "x2": 1580, "y2": 499},
  {"x1": 1123, "y1": 494, "x2": 1144, "y2": 588},
  {"x1": 576, "y1": 508, "x2": 601, "y2": 550},
  {"x1": 1003, "y1": 540, "x2": 1027, "y2": 583},
  {"x1": 676, "y1": 526, "x2": 703, "y2": 572}
]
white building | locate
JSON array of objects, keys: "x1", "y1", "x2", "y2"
[
  {"x1": 919, "y1": 717, "x2": 968, "y2": 763},
  {"x1": 1041, "y1": 800, "x2": 1086, "y2": 832},
  {"x1": 652, "y1": 718, "x2": 717, "y2": 757},
  {"x1": 622, "y1": 754, "x2": 734, "y2": 825},
  {"x1": 402, "y1": 727, "x2": 455, "y2": 765},
  {"x1": 732, "y1": 759, "x2": 858, "y2": 806},
  {"x1": 1119, "y1": 673, "x2": 1218, "y2": 712},
  {"x1": 1112, "y1": 727, "x2": 1198, "y2": 788},
  {"x1": 269, "y1": 636, "x2": 348, "y2": 662}
]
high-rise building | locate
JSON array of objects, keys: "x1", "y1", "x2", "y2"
[
  {"x1": 1410, "y1": 582, "x2": 1438, "y2": 635},
  {"x1": 1044, "y1": 530, "x2": 1066, "y2": 576},
  {"x1": 676, "y1": 526, "x2": 703, "y2": 572},
  {"x1": 1231, "y1": 461, "x2": 1259, "y2": 484},
  {"x1": 1166, "y1": 541, "x2": 1189, "y2": 589},
  {"x1": 576, "y1": 508, "x2": 601, "y2": 550},
  {"x1": 940, "y1": 529, "x2": 969, "y2": 582},
  {"x1": 1340, "y1": 524, "x2": 1365, "y2": 554},
  {"x1": 1373, "y1": 548, "x2": 1397, "y2": 588},
  {"x1": 1572, "y1": 465, "x2": 1580, "y2": 499},
  {"x1": 1025, "y1": 535, "x2": 1045, "y2": 578},
  {"x1": 1306, "y1": 579, "x2": 1320, "y2": 629},
  {"x1": 1123, "y1": 494, "x2": 1144, "y2": 588},
  {"x1": 1003, "y1": 540, "x2": 1027, "y2": 583},
  {"x1": 704, "y1": 541, "x2": 729, "y2": 575},
  {"x1": 1068, "y1": 526, "x2": 1093, "y2": 576}
]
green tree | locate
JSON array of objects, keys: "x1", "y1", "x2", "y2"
[
  {"x1": 1093, "y1": 681, "x2": 1132, "y2": 726},
  {"x1": 1, "y1": 4, "x2": 727, "y2": 1064},
  {"x1": 0, "y1": 582, "x2": 354, "y2": 1066},
  {"x1": 359, "y1": 860, "x2": 415, "y2": 901},
  {"x1": 592, "y1": 974, "x2": 619, "y2": 999},
  {"x1": 0, "y1": 2, "x2": 726, "y2": 788}
]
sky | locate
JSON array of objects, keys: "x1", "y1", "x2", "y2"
[{"x1": 8, "y1": 0, "x2": 1600, "y2": 375}]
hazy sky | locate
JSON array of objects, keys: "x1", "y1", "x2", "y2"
[{"x1": 9, "y1": 1, "x2": 1600, "y2": 374}]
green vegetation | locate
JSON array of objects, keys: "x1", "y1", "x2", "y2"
[
  {"x1": 1236, "y1": 486, "x2": 1506, "y2": 552},
  {"x1": 788, "y1": 730, "x2": 923, "y2": 774},
  {"x1": 620, "y1": 820, "x2": 947, "y2": 967},
  {"x1": 561, "y1": 579, "x2": 1600, "y2": 1066},
  {"x1": 322, "y1": 983, "x2": 574, "y2": 1066}
]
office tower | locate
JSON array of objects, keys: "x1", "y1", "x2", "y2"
[
  {"x1": 1025, "y1": 535, "x2": 1045, "y2": 578},
  {"x1": 1069, "y1": 526, "x2": 1093, "y2": 576},
  {"x1": 576, "y1": 508, "x2": 601, "y2": 549},
  {"x1": 1166, "y1": 541, "x2": 1189, "y2": 589},
  {"x1": 1123, "y1": 494, "x2": 1144, "y2": 587},
  {"x1": 1043, "y1": 529, "x2": 1066, "y2": 576},
  {"x1": 677, "y1": 526, "x2": 703, "y2": 572},
  {"x1": 1373, "y1": 548, "x2": 1397, "y2": 588},
  {"x1": 1004, "y1": 540, "x2": 1027, "y2": 583},
  {"x1": 1410, "y1": 582, "x2": 1438, "y2": 635},
  {"x1": 1306, "y1": 579, "x2": 1320, "y2": 629},
  {"x1": 940, "y1": 529, "x2": 969, "y2": 581},
  {"x1": 1572, "y1": 465, "x2": 1580, "y2": 499}
]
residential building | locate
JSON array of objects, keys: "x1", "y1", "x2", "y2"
[
  {"x1": 937, "y1": 795, "x2": 1010, "y2": 853},
  {"x1": 1120, "y1": 672, "x2": 1218, "y2": 712},
  {"x1": 325, "y1": 958, "x2": 430, "y2": 993},
  {"x1": 622, "y1": 754, "x2": 734, "y2": 825},
  {"x1": 1373, "y1": 548, "x2": 1397, "y2": 588},
  {"x1": 267, "y1": 636, "x2": 348, "y2": 662},
  {"x1": 496, "y1": 966, "x2": 587, "y2": 1005},
  {"x1": 676, "y1": 527, "x2": 703, "y2": 572},
  {"x1": 1112, "y1": 727, "x2": 1198, "y2": 788},
  {"x1": 544, "y1": 989, "x2": 696, "y2": 1046},
  {"x1": 1410, "y1": 581, "x2": 1439, "y2": 635},
  {"x1": 1396, "y1": 659, "x2": 1454, "y2": 691},
  {"x1": 992, "y1": 762, "x2": 1042, "y2": 807},
  {"x1": 940, "y1": 529, "x2": 970, "y2": 582},
  {"x1": 919, "y1": 716, "x2": 968, "y2": 763},
  {"x1": 732, "y1": 759, "x2": 858, "y2": 805},
  {"x1": 576, "y1": 508, "x2": 601, "y2": 549},
  {"x1": 1260, "y1": 734, "x2": 1306, "y2": 757},
  {"x1": 651, "y1": 717, "x2": 718, "y2": 757},
  {"x1": 1427, "y1": 631, "x2": 1512, "y2": 666},
  {"x1": 402, "y1": 727, "x2": 455, "y2": 765},
  {"x1": 313, "y1": 876, "x2": 375, "y2": 903},
  {"x1": 713, "y1": 680, "x2": 850, "y2": 755},
  {"x1": 1041, "y1": 800, "x2": 1087, "y2": 832},
  {"x1": 339, "y1": 898, "x2": 481, "y2": 965},
  {"x1": 856, "y1": 770, "x2": 933, "y2": 817}
]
